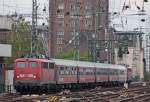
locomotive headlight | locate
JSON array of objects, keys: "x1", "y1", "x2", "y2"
[
  {"x1": 33, "y1": 75, "x2": 36, "y2": 78},
  {"x1": 16, "y1": 75, "x2": 20, "y2": 78}
]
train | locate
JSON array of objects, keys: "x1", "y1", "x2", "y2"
[{"x1": 13, "y1": 56, "x2": 132, "y2": 93}]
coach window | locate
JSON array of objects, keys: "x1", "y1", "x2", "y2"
[
  {"x1": 79, "y1": 69, "x2": 83, "y2": 75},
  {"x1": 29, "y1": 61, "x2": 37, "y2": 68},
  {"x1": 99, "y1": 71, "x2": 101, "y2": 75},
  {"x1": 68, "y1": 67, "x2": 71, "y2": 75},
  {"x1": 16, "y1": 61, "x2": 25, "y2": 68},
  {"x1": 65, "y1": 67, "x2": 69, "y2": 75},
  {"x1": 97, "y1": 69, "x2": 99, "y2": 75},
  {"x1": 120, "y1": 70, "x2": 124, "y2": 75},
  {"x1": 59, "y1": 66, "x2": 64, "y2": 75},
  {"x1": 42, "y1": 62, "x2": 49, "y2": 69},
  {"x1": 97, "y1": 69, "x2": 101, "y2": 75},
  {"x1": 71, "y1": 67, "x2": 74, "y2": 75},
  {"x1": 105, "y1": 69, "x2": 107, "y2": 75},
  {"x1": 101, "y1": 69, "x2": 103, "y2": 75},
  {"x1": 72, "y1": 67, "x2": 74, "y2": 75},
  {"x1": 115, "y1": 70, "x2": 118, "y2": 75},
  {"x1": 60, "y1": 66, "x2": 64, "y2": 70},
  {"x1": 74, "y1": 68, "x2": 77, "y2": 75}
]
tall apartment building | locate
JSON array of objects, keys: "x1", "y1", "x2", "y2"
[{"x1": 49, "y1": 0, "x2": 109, "y2": 61}]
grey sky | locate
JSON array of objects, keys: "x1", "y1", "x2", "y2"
[
  {"x1": 0, "y1": 0, "x2": 48, "y2": 25},
  {"x1": 0, "y1": 0, "x2": 32, "y2": 14},
  {"x1": 109, "y1": 0, "x2": 150, "y2": 31},
  {"x1": 0, "y1": 0, "x2": 48, "y2": 15},
  {"x1": 0, "y1": 0, "x2": 150, "y2": 31}
]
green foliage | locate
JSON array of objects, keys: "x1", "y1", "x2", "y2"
[
  {"x1": 80, "y1": 51, "x2": 89, "y2": 61},
  {"x1": 144, "y1": 72, "x2": 150, "y2": 81},
  {"x1": 55, "y1": 49, "x2": 74, "y2": 60},
  {"x1": 132, "y1": 75, "x2": 140, "y2": 82},
  {"x1": 5, "y1": 19, "x2": 32, "y2": 69},
  {"x1": 55, "y1": 49, "x2": 89, "y2": 61}
]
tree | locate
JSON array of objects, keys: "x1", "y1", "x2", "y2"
[
  {"x1": 55, "y1": 49, "x2": 89, "y2": 61},
  {"x1": 5, "y1": 19, "x2": 32, "y2": 69},
  {"x1": 132, "y1": 75, "x2": 140, "y2": 82}
]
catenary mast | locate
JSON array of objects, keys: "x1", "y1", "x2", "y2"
[{"x1": 32, "y1": 0, "x2": 38, "y2": 54}]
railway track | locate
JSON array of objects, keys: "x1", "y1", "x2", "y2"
[{"x1": 1, "y1": 82, "x2": 150, "y2": 102}]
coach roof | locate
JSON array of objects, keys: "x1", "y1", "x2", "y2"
[{"x1": 52, "y1": 59, "x2": 126, "y2": 70}]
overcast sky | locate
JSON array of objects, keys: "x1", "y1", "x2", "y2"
[
  {"x1": 0, "y1": 0, "x2": 150, "y2": 31},
  {"x1": 0, "y1": 0, "x2": 48, "y2": 25},
  {"x1": 109, "y1": 0, "x2": 150, "y2": 31}
]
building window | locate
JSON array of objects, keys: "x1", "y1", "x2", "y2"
[
  {"x1": 57, "y1": 32, "x2": 64, "y2": 37},
  {"x1": 58, "y1": 32, "x2": 64, "y2": 35},
  {"x1": 70, "y1": 19, "x2": 75, "y2": 29},
  {"x1": 57, "y1": 10, "x2": 64, "y2": 18},
  {"x1": 58, "y1": 21, "x2": 64, "y2": 28},
  {"x1": 57, "y1": 37, "x2": 63, "y2": 45},
  {"x1": 57, "y1": 2, "x2": 64, "y2": 18},
  {"x1": 58, "y1": 3, "x2": 64, "y2": 10},
  {"x1": 57, "y1": 47, "x2": 62, "y2": 52}
]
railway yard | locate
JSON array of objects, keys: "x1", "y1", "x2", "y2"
[
  {"x1": 0, "y1": 82, "x2": 150, "y2": 102},
  {"x1": 1, "y1": 0, "x2": 150, "y2": 102}
]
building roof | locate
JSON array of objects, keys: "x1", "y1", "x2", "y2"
[{"x1": 53, "y1": 59, "x2": 126, "y2": 70}]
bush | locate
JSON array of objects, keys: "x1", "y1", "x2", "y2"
[
  {"x1": 144, "y1": 72, "x2": 150, "y2": 81},
  {"x1": 132, "y1": 75, "x2": 140, "y2": 82}
]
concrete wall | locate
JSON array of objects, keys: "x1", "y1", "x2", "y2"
[
  {"x1": 5, "y1": 70, "x2": 15, "y2": 93},
  {"x1": 0, "y1": 16, "x2": 12, "y2": 31},
  {"x1": 0, "y1": 44, "x2": 12, "y2": 57},
  {"x1": 114, "y1": 47, "x2": 144, "y2": 80}
]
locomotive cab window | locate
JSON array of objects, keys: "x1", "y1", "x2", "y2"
[
  {"x1": 16, "y1": 61, "x2": 25, "y2": 68},
  {"x1": 42, "y1": 62, "x2": 49, "y2": 69},
  {"x1": 29, "y1": 61, "x2": 37, "y2": 68}
]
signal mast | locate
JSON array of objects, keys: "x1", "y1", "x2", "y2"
[{"x1": 24, "y1": 0, "x2": 47, "y2": 59}]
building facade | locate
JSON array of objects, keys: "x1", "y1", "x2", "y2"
[
  {"x1": 49, "y1": 0, "x2": 109, "y2": 61},
  {"x1": 114, "y1": 31, "x2": 144, "y2": 81},
  {"x1": 0, "y1": 16, "x2": 12, "y2": 93}
]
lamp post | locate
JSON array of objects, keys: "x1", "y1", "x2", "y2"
[{"x1": 90, "y1": 34, "x2": 97, "y2": 62}]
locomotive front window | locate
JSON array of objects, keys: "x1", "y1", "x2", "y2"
[
  {"x1": 16, "y1": 62, "x2": 25, "y2": 68},
  {"x1": 29, "y1": 61, "x2": 37, "y2": 68}
]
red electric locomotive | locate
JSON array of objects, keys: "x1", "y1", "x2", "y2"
[
  {"x1": 13, "y1": 57, "x2": 56, "y2": 92},
  {"x1": 13, "y1": 56, "x2": 132, "y2": 93}
]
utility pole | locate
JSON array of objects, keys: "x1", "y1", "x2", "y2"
[
  {"x1": 32, "y1": 0, "x2": 38, "y2": 54},
  {"x1": 95, "y1": 2, "x2": 103, "y2": 62}
]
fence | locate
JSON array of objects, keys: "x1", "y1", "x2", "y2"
[{"x1": 0, "y1": 84, "x2": 15, "y2": 94}]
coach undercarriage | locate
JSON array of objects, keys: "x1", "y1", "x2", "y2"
[{"x1": 14, "y1": 81, "x2": 125, "y2": 94}]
